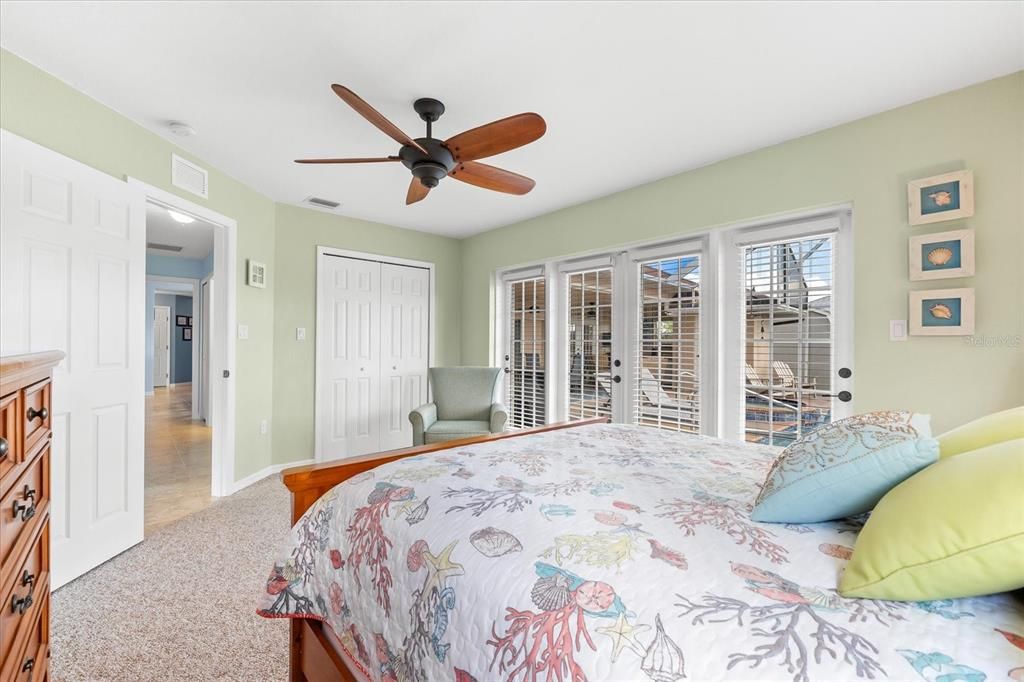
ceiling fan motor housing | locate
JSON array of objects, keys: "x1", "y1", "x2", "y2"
[{"x1": 400, "y1": 137, "x2": 456, "y2": 188}]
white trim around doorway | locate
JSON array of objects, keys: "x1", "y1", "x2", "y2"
[{"x1": 129, "y1": 177, "x2": 238, "y2": 498}]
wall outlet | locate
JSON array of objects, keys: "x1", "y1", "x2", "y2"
[
  {"x1": 296, "y1": 327, "x2": 306, "y2": 341},
  {"x1": 238, "y1": 324, "x2": 249, "y2": 340},
  {"x1": 260, "y1": 419, "x2": 268, "y2": 435},
  {"x1": 890, "y1": 319, "x2": 907, "y2": 341}
]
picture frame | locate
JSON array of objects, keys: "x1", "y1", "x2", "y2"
[
  {"x1": 908, "y1": 229, "x2": 974, "y2": 281},
  {"x1": 187, "y1": 316, "x2": 193, "y2": 327},
  {"x1": 907, "y1": 170, "x2": 974, "y2": 226},
  {"x1": 176, "y1": 315, "x2": 188, "y2": 327},
  {"x1": 248, "y1": 259, "x2": 267, "y2": 288},
  {"x1": 183, "y1": 327, "x2": 193, "y2": 341},
  {"x1": 909, "y1": 288, "x2": 974, "y2": 336}
]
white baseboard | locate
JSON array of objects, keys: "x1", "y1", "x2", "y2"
[{"x1": 228, "y1": 458, "x2": 315, "y2": 495}]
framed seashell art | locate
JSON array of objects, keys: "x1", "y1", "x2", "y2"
[
  {"x1": 907, "y1": 170, "x2": 974, "y2": 226},
  {"x1": 909, "y1": 288, "x2": 975, "y2": 336},
  {"x1": 909, "y1": 229, "x2": 975, "y2": 281}
]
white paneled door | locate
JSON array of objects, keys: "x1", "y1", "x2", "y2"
[
  {"x1": 153, "y1": 305, "x2": 171, "y2": 388},
  {"x1": 317, "y1": 253, "x2": 430, "y2": 460},
  {"x1": 379, "y1": 263, "x2": 429, "y2": 451},
  {"x1": 0, "y1": 130, "x2": 145, "y2": 589}
]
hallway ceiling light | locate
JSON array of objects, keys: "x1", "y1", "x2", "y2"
[{"x1": 166, "y1": 209, "x2": 195, "y2": 224}]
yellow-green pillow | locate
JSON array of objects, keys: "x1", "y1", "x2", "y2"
[
  {"x1": 839, "y1": 438, "x2": 1024, "y2": 601},
  {"x1": 937, "y1": 405, "x2": 1024, "y2": 459}
]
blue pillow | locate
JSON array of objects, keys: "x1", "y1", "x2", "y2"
[{"x1": 750, "y1": 411, "x2": 939, "y2": 523}]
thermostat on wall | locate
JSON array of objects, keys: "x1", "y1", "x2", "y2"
[{"x1": 247, "y1": 260, "x2": 267, "y2": 288}]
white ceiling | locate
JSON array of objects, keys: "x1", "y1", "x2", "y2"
[
  {"x1": 2, "y1": 2, "x2": 1021, "y2": 238},
  {"x1": 146, "y1": 202, "x2": 215, "y2": 259}
]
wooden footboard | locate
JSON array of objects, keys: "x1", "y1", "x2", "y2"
[{"x1": 279, "y1": 417, "x2": 608, "y2": 681}]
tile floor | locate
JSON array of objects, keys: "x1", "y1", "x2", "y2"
[{"x1": 145, "y1": 384, "x2": 213, "y2": 534}]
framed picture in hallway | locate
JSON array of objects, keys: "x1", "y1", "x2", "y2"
[
  {"x1": 183, "y1": 327, "x2": 193, "y2": 341},
  {"x1": 176, "y1": 315, "x2": 188, "y2": 326}
]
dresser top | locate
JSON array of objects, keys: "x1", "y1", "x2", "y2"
[{"x1": 0, "y1": 350, "x2": 65, "y2": 394}]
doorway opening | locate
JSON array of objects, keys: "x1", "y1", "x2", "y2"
[{"x1": 144, "y1": 201, "x2": 216, "y2": 533}]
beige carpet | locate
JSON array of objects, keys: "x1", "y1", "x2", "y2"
[{"x1": 52, "y1": 478, "x2": 291, "y2": 681}]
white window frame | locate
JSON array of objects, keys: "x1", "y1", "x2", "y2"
[{"x1": 492, "y1": 204, "x2": 853, "y2": 441}]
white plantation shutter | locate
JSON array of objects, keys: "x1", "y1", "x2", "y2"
[
  {"x1": 634, "y1": 254, "x2": 701, "y2": 433},
  {"x1": 504, "y1": 276, "x2": 546, "y2": 428},
  {"x1": 741, "y1": 234, "x2": 835, "y2": 446},
  {"x1": 566, "y1": 268, "x2": 614, "y2": 421}
]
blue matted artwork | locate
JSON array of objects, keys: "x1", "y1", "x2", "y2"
[
  {"x1": 919, "y1": 180, "x2": 961, "y2": 215},
  {"x1": 920, "y1": 238, "x2": 963, "y2": 271},
  {"x1": 921, "y1": 296, "x2": 962, "y2": 327}
]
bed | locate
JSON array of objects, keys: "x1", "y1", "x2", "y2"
[{"x1": 259, "y1": 419, "x2": 1024, "y2": 682}]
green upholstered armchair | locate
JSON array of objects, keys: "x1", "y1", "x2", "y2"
[{"x1": 409, "y1": 367, "x2": 508, "y2": 446}]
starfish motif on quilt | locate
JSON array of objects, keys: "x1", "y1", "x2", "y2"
[{"x1": 595, "y1": 613, "x2": 649, "y2": 662}]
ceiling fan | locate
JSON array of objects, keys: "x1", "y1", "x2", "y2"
[{"x1": 296, "y1": 85, "x2": 546, "y2": 205}]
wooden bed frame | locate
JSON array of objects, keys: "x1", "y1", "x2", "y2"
[{"x1": 279, "y1": 417, "x2": 609, "y2": 682}]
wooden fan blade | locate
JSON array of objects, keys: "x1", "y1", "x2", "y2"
[
  {"x1": 449, "y1": 161, "x2": 535, "y2": 195},
  {"x1": 444, "y1": 113, "x2": 546, "y2": 162},
  {"x1": 406, "y1": 178, "x2": 430, "y2": 205},
  {"x1": 331, "y1": 84, "x2": 428, "y2": 154},
  {"x1": 294, "y1": 156, "x2": 400, "y2": 164}
]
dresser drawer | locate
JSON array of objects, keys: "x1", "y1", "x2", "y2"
[
  {"x1": 5, "y1": 591, "x2": 47, "y2": 682},
  {"x1": 0, "y1": 521, "x2": 47, "y2": 664},
  {"x1": 0, "y1": 449, "x2": 49, "y2": 573},
  {"x1": 21, "y1": 379, "x2": 51, "y2": 456},
  {"x1": 0, "y1": 391, "x2": 21, "y2": 486}
]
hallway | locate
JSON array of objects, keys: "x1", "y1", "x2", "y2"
[{"x1": 145, "y1": 384, "x2": 212, "y2": 534}]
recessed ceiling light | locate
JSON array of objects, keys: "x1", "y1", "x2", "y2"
[
  {"x1": 166, "y1": 209, "x2": 195, "y2": 224},
  {"x1": 168, "y1": 121, "x2": 196, "y2": 137}
]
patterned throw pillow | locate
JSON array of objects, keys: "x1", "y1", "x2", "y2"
[{"x1": 750, "y1": 411, "x2": 939, "y2": 523}]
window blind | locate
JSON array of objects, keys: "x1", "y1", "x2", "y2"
[{"x1": 505, "y1": 276, "x2": 546, "y2": 428}]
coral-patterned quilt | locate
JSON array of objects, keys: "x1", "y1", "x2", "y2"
[{"x1": 257, "y1": 423, "x2": 1024, "y2": 682}]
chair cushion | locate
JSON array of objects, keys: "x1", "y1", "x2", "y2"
[
  {"x1": 424, "y1": 420, "x2": 491, "y2": 443},
  {"x1": 430, "y1": 367, "x2": 502, "y2": 421},
  {"x1": 937, "y1": 405, "x2": 1024, "y2": 459},
  {"x1": 750, "y1": 411, "x2": 938, "y2": 523},
  {"x1": 839, "y1": 438, "x2": 1024, "y2": 601}
]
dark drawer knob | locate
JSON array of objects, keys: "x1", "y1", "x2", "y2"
[
  {"x1": 22, "y1": 657, "x2": 34, "y2": 673},
  {"x1": 27, "y1": 406, "x2": 48, "y2": 422},
  {"x1": 12, "y1": 497, "x2": 36, "y2": 522},
  {"x1": 11, "y1": 591, "x2": 33, "y2": 614},
  {"x1": 0, "y1": 436, "x2": 8, "y2": 461},
  {"x1": 21, "y1": 570, "x2": 35, "y2": 589}
]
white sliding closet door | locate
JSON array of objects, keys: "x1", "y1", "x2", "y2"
[
  {"x1": 379, "y1": 263, "x2": 430, "y2": 452},
  {"x1": 0, "y1": 130, "x2": 145, "y2": 588},
  {"x1": 317, "y1": 253, "x2": 431, "y2": 460},
  {"x1": 318, "y1": 256, "x2": 381, "y2": 459}
]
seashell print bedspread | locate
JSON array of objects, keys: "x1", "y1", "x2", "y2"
[{"x1": 257, "y1": 423, "x2": 1024, "y2": 682}]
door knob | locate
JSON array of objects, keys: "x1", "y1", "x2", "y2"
[
  {"x1": 392, "y1": 366, "x2": 397, "y2": 371},
  {"x1": 838, "y1": 367, "x2": 852, "y2": 378},
  {"x1": 612, "y1": 375, "x2": 622, "y2": 383},
  {"x1": 26, "y1": 406, "x2": 48, "y2": 422},
  {"x1": 837, "y1": 390, "x2": 852, "y2": 402}
]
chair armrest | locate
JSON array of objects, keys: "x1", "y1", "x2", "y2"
[
  {"x1": 490, "y1": 402, "x2": 508, "y2": 433},
  {"x1": 409, "y1": 403, "x2": 438, "y2": 446}
]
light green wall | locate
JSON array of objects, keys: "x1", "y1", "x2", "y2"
[
  {"x1": 1, "y1": 49, "x2": 278, "y2": 481},
  {"x1": 270, "y1": 204, "x2": 461, "y2": 463},
  {"x1": 460, "y1": 72, "x2": 1024, "y2": 433}
]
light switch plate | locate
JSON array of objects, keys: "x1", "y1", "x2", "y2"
[
  {"x1": 260, "y1": 419, "x2": 268, "y2": 435},
  {"x1": 296, "y1": 327, "x2": 306, "y2": 341},
  {"x1": 890, "y1": 319, "x2": 907, "y2": 341},
  {"x1": 238, "y1": 324, "x2": 249, "y2": 340}
]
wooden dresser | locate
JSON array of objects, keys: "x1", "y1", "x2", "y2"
[{"x1": 1, "y1": 351, "x2": 62, "y2": 682}]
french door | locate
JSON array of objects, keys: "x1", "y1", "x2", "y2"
[{"x1": 495, "y1": 209, "x2": 852, "y2": 443}]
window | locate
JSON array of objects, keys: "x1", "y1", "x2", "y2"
[
  {"x1": 635, "y1": 254, "x2": 701, "y2": 433},
  {"x1": 505, "y1": 276, "x2": 546, "y2": 428},
  {"x1": 567, "y1": 268, "x2": 614, "y2": 421}
]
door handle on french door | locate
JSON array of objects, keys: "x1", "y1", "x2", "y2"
[
  {"x1": 222, "y1": 370, "x2": 230, "y2": 378},
  {"x1": 612, "y1": 375, "x2": 621, "y2": 383},
  {"x1": 837, "y1": 391, "x2": 852, "y2": 402},
  {"x1": 838, "y1": 367, "x2": 852, "y2": 378}
]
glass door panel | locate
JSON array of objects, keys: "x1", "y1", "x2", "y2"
[
  {"x1": 567, "y1": 268, "x2": 614, "y2": 420},
  {"x1": 635, "y1": 254, "x2": 701, "y2": 433},
  {"x1": 504, "y1": 277, "x2": 547, "y2": 428}
]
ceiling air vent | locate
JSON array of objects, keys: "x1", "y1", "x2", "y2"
[
  {"x1": 171, "y1": 154, "x2": 209, "y2": 199},
  {"x1": 302, "y1": 195, "x2": 342, "y2": 212},
  {"x1": 147, "y1": 242, "x2": 184, "y2": 252}
]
